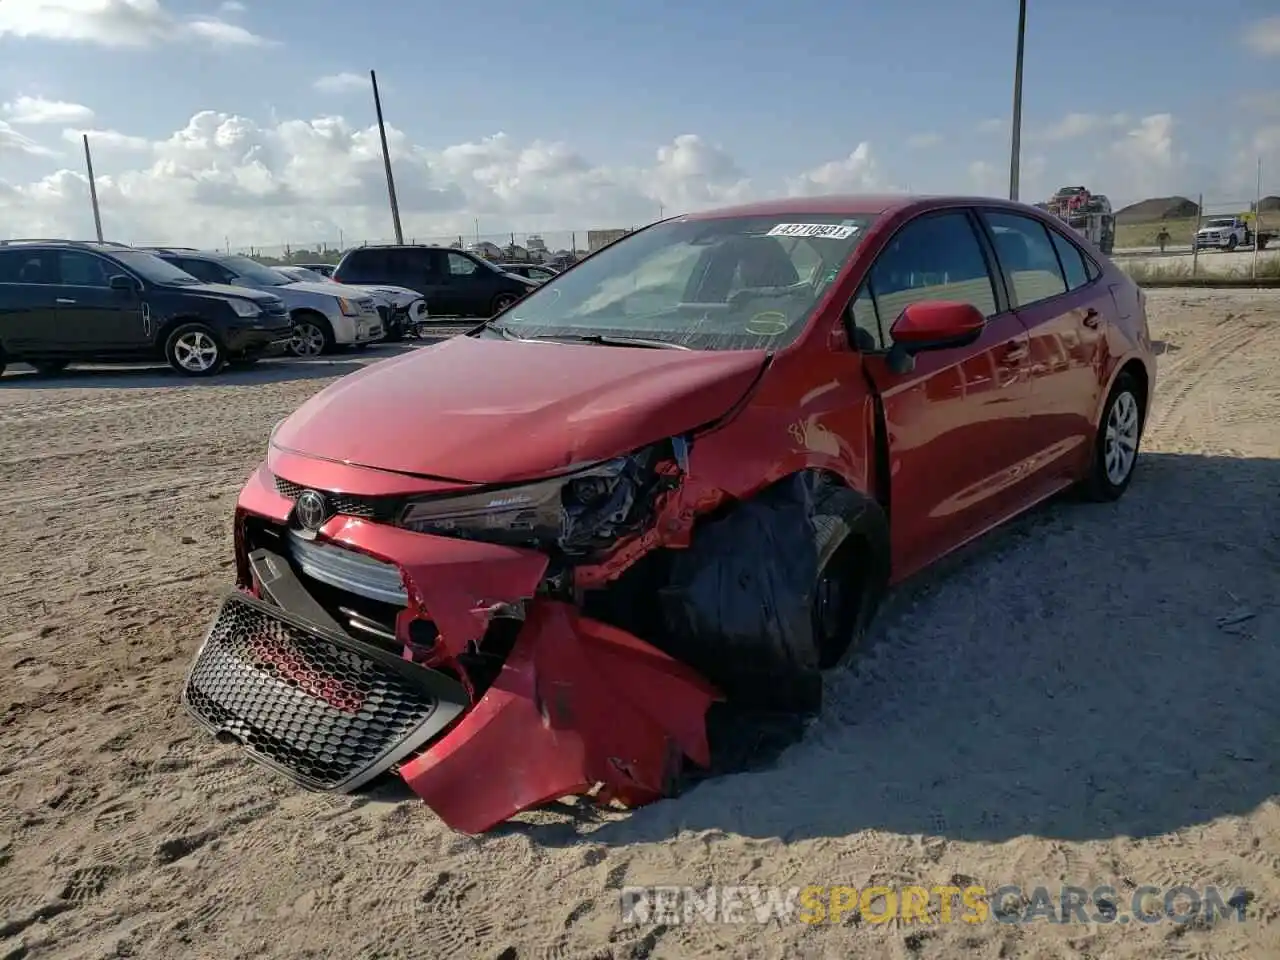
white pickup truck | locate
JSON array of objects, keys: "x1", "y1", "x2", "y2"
[{"x1": 1193, "y1": 217, "x2": 1273, "y2": 251}]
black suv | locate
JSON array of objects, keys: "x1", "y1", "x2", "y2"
[
  {"x1": 0, "y1": 240, "x2": 292, "y2": 378},
  {"x1": 332, "y1": 245, "x2": 536, "y2": 318}
]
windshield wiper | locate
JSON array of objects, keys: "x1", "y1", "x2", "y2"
[{"x1": 526, "y1": 333, "x2": 691, "y2": 350}]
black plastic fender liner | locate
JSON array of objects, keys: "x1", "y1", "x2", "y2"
[
  {"x1": 657, "y1": 473, "x2": 888, "y2": 713},
  {"x1": 181, "y1": 591, "x2": 469, "y2": 793}
]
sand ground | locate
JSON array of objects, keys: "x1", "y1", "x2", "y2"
[{"x1": 1, "y1": 290, "x2": 1278, "y2": 960}]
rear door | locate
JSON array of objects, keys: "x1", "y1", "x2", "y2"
[
  {"x1": 0, "y1": 248, "x2": 62, "y2": 354},
  {"x1": 53, "y1": 250, "x2": 149, "y2": 355},
  {"x1": 978, "y1": 209, "x2": 1109, "y2": 491},
  {"x1": 856, "y1": 208, "x2": 1037, "y2": 577}
]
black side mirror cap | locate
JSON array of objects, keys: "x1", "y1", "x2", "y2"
[{"x1": 109, "y1": 274, "x2": 138, "y2": 292}]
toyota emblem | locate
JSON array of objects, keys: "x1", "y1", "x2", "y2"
[{"x1": 294, "y1": 489, "x2": 331, "y2": 533}]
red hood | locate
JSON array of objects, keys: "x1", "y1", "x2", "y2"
[{"x1": 272, "y1": 335, "x2": 768, "y2": 484}]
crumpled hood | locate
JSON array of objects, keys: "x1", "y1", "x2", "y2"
[
  {"x1": 281, "y1": 280, "x2": 374, "y2": 301},
  {"x1": 344, "y1": 284, "x2": 421, "y2": 306},
  {"x1": 271, "y1": 334, "x2": 768, "y2": 484}
]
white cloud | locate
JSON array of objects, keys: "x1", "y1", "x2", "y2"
[
  {"x1": 1035, "y1": 111, "x2": 1129, "y2": 142},
  {"x1": 977, "y1": 118, "x2": 1005, "y2": 133},
  {"x1": 1243, "y1": 17, "x2": 1280, "y2": 55},
  {"x1": 786, "y1": 142, "x2": 886, "y2": 196},
  {"x1": 218, "y1": 0, "x2": 245, "y2": 12},
  {"x1": 906, "y1": 132, "x2": 942, "y2": 149},
  {"x1": 967, "y1": 160, "x2": 1002, "y2": 196},
  {"x1": 2, "y1": 95, "x2": 95, "y2": 125},
  {"x1": 0, "y1": 0, "x2": 271, "y2": 47},
  {"x1": 0, "y1": 112, "x2": 768, "y2": 246},
  {"x1": 1105, "y1": 113, "x2": 1186, "y2": 200},
  {"x1": 62, "y1": 127, "x2": 152, "y2": 151},
  {"x1": 313, "y1": 72, "x2": 367, "y2": 95},
  {"x1": 0, "y1": 120, "x2": 58, "y2": 157}
]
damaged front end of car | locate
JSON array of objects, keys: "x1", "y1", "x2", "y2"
[{"x1": 183, "y1": 434, "x2": 770, "y2": 833}]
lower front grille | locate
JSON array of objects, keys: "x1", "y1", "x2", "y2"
[{"x1": 182, "y1": 591, "x2": 465, "y2": 791}]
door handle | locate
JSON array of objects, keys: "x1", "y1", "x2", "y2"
[
  {"x1": 55, "y1": 298, "x2": 76, "y2": 304},
  {"x1": 1082, "y1": 308, "x2": 1100, "y2": 329}
]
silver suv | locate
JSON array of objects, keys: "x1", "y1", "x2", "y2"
[{"x1": 142, "y1": 248, "x2": 383, "y2": 357}]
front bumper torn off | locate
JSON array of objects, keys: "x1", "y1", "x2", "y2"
[{"x1": 183, "y1": 575, "x2": 720, "y2": 834}]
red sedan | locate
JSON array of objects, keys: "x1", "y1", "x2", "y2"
[{"x1": 182, "y1": 194, "x2": 1156, "y2": 833}]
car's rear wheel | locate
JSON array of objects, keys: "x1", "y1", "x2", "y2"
[
  {"x1": 32, "y1": 360, "x2": 69, "y2": 376},
  {"x1": 288, "y1": 313, "x2": 333, "y2": 358},
  {"x1": 165, "y1": 323, "x2": 225, "y2": 377},
  {"x1": 491, "y1": 293, "x2": 519, "y2": 316},
  {"x1": 1080, "y1": 370, "x2": 1143, "y2": 501}
]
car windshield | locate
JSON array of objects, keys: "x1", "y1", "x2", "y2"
[
  {"x1": 222, "y1": 255, "x2": 292, "y2": 285},
  {"x1": 110, "y1": 250, "x2": 203, "y2": 285},
  {"x1": 283, "y1": 267, "x2": 326, "y2": 282},
  {"x1": 481, "y1": 214, "x2": 876, "y2": 350},
  {"x1": 1206, "y1": 219, "x2": 1235, "y2": 228}
]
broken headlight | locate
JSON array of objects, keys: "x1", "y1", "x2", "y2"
[{"x1": 397, "y1": 445, "x2": 666, "y2": 554}]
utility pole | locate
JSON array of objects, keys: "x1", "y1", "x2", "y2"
[
  {"x1": 1253, "y1": 156, "x2": 1263, "y2": 279},
  {"x1": 82, "y1": 134, "x2": 104, "y2": 242},
  {"x1": 370, "y1": 70, "x2": 403, "y2": 244},
  {"x1": 1008, "y1": 0, "x2": 1027, "y2": 201}
]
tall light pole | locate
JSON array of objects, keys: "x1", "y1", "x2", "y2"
[
  {"x1": 370, "y1": 69, "x2": 404, "y2": 244},
  {"x1": 82, "y1": 134, "x2": 104, "y2": 242},
  {"x1": 1008, "y1": 0, "x2": 1027, "y2": 201}
]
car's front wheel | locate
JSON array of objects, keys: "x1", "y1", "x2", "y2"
[
  {"x1": 288, "y1": 313, "x2": 333, "y2": 358},
  {"x1": 1081, "y1": 371, "x2": 1144, "y2": 501},
  {"x1": 165, "y1": 323, "x2": 225, "y2": 377}
]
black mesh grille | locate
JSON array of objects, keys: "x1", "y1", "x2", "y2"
[
  {"x1": 182, "y1": 592, "x2": 464, "y2": 791},
  {"x1": 273, "y1": 475, "x2": 401, "y2": 521}
]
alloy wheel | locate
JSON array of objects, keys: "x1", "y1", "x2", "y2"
[
  {"x1": 1104, "y1": 390, "x2": 1140, "y2": 485},
  {"x1": 173, "y1": 331, "x2": 220, "y2": 373},
  {"x1": 290, "y1": 322, "x2": 326, "y2": 357}
]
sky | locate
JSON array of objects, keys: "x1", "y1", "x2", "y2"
[{"x1": 1, "y1": 0, "x2": 1279, "y2": 253}]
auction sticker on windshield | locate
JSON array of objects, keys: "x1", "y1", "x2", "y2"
[{"x1": 767, "y1": 223, "x2": 859, "y2": 240}]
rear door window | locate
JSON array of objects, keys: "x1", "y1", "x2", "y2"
[
  {"x1": 173, "y1": 258, "x2": 230, "y2": 284},
  {"x1": 1047, "y1": 229, "x2": 1090, "y2": 291},
  {"x1": 0, "y1": 249, "x2": 56, "y2": 284},
  {"x1": 982, "y1": 211, "x2": 1069, "y2": 307}
]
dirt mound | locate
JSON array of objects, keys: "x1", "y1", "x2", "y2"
[
  {"x1": 1115, "y1": 196, "x2": 1199, "y2": 223},
  {"x1": 1258, "y1": 195, "x2": 1280, "y2": 214}
]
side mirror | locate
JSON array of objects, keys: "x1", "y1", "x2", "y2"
[
  {"x1": 109, "y1": 274, "x2": 138, "y2": 293},
  {"x1": 885, "y1": 301, "x2": 986, "y2": 374}
]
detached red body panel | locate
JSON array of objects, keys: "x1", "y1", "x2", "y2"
[{"x1": 400, "y1": 602, "x2": 717, "y2": 834}]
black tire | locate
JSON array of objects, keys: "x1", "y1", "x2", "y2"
[
  {"x1": 660, "y1": 479, "x2": 888, "y2": 715},
  {"x1": 32, "y1": 360, "x2": 69, "y2": 376},
  {"x1": 1080, "y1": 371, "x2": 1144, "y2": 502},
  {"x1": 288, "y1": 312, "x2": 334, "y2": 358},
  {"x1": 1227, "y1": 236, "x2": 1238, "y2": 252},
  {"x1": 164, "y1": 323, "x2": 225, "y2": 377},
  {"x1": 491, "y1": 293, "x2": 520, "y2": 316}
]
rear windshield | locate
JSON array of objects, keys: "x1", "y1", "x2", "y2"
[{"x1": 483, "y1": 214, "x2": 876, "y2": 351}]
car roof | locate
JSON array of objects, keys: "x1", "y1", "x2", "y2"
[{"x1": 679, "y1": 193, "x2": 1048, "y2": 222}]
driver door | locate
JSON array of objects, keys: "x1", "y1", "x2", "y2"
[{"x1": 855, "y1": 208, "x2": 1038, "y2": 578}]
